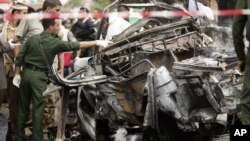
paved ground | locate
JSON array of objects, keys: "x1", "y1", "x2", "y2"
[{"x1": 0, "y1": 104, "x2": 9, "y2": 141}]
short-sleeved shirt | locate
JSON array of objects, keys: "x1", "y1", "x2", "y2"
[
  {"x1": 105, "y1": 16, "x2": 130, "y2": 41},
  {"x1": 15, "y1": 12, "x2": 44, "y2": 42},
  {"x1": 15, "y1": 32, "x2": 80, "y2": 69}
]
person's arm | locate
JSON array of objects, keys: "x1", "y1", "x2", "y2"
[
  {"x1": 14, "y1": 38, "x2": 30, "y2": 68},
  {"x1": 76, "y1": 49, "x2": 81, "y2": 58},
  {"x1": 0, "y1": 40, "x2": 20, "y2": 54},
  {"x1": 13, "y1": 16, "x2": 29, "y2": 58},
  {"x1": 14, "y1": 66, "x2": 21, "y2": 76},
  {"x1": 67, "y1": 31, "x2": 77, "y2": 42},
  {"x1": 78, "y1": 41, "x2": 97, "y2": 48},
  {"x1": 55, "y1": 38, "x2": 112, "y2": 54},
  {"x1": 12, "y1": 65, "x2": 21, "y2": 88},
  {"x1": 232, "y1": 0, "x2": 248, "y2": 72},
  {"x1": 12, "y1": 38, "x2": 29, "y2": 88},
  {"x1": 12, "y1": 36, "x2": 22, "y2": 58},
  {"x1": 13, "y1": 45, "x2": 20, "y2": 58},
  {"x1": 0, "y1": 43, "x2": 12, "y2": 54},
  {"x1": 57, "y1": 53, "x2": 64, "y2": 77},
  {"x1": 237, "y1": 60, "x2": 245, "y2": 73},
  {"x1": 15, "y1": 16, "x2": 29, "y2": 41},
  {"x1": 12, "y1": 43, "x2": 21, "y2": 58},
  {"x1": 12, "y1": 39, "x2": 30, "y2": 88}
]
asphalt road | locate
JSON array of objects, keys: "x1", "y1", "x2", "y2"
[{"x1": 0, "y1": 104, "x2": 8, "y2": 141}]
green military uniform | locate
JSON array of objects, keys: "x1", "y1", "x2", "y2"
[
  {"x1": 14, "y1": 31, "x2": 80, "y2": 141},
  {"x1": 233, "y1": 0, "x2": 250, "y2": 125},
  {"x1": 15, "y1": 12, "x2": 62, "y2": 138}
]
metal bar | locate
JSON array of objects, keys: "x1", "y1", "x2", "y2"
[
  {"x1": 103, "y1": 31, "x2": 198, "y2": 56},
  {"x1": 56, "y1": 89, "x2": 70, "y2": 141},
  {"x1": 168, "y1": 49, "x2": 178, "y2": 62},
  {"x1": 117, "y1": 59, "x2": 155, "y2": 76},
  {"x1": 102, "y1": 19, "x2": 194, "y2": 51},
  {"x1": 143, "y1": 68, "x2": 158, "y2": 130},
  {"x1": 175, "y1": 75, "x2": 200, "y2": 79},
  {"x1": 173, "y1": 62, "x2": 224, "y2": 72},
  {"x1": 77, "y1": 86, "x2": 96, "y2": 140},
  {"x1": 202, "y1": 80, "x2": 221, "y2": 113},
  {"x1": 43, "y1": 86, "x2": 62, "y2": 97}
]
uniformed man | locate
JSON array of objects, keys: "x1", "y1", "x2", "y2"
[
  {"x1": 232, "y1": 0, "x2": 250, "y2": 125},
  {"x1": 13, "y1": 18, "x2": 111, "y2": 141},
  {"x1": 12, "y1": 0, "x2": 63, "y2": 138}
]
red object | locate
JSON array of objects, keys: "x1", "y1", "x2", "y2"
[
  {"x1": 219, "y1": 9, "x2": 243, "y2": 16},
  {"x1": 0, "y1": 0, "x2": 10, "y2": 3},
  {"x1": 64, "y1": 52, "x2": 72, "y2": 67},
  {"x1": 4, "y1": 11, "x2": 12, "y2": 20}
]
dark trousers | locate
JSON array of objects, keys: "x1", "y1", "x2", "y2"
[
  {"x1": 241, "y1": 62, "x2": 250, "y2": 125},
  {"x1": 7, "y1": 76, "x2": 19, "y2": 133},
  {"x1": 15, "y1": 69, "x2": 48, "y2": 141},
  {"x1": 0, "y1": 89, "x2": 5, "y2": 110},
  {"x1": 241, "y1": 85, "x2": 250, "y2": 125}
]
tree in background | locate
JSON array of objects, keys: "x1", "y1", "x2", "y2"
[
  {"x1": 92, "y1": 0, "x2": 112, "y2": 10},
  {"x1": 64, "y1": 0, "x2": 112, "y2": 11}
]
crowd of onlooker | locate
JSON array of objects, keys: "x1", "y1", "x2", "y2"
[{"x1": 0, "y1": 0, "x2": 109, "y2": 140}]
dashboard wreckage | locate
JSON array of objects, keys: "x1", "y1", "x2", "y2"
[{"x1": 45, "y1": 0, "x2": 242, "y2": 140}]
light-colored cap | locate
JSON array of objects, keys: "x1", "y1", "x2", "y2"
[{"x1": 10, "y1": 1, "x2": 28, "y2": 11}]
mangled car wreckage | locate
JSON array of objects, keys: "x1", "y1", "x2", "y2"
[{"x1": 46, "y1": 0, "x2": 242, "y2": 140}]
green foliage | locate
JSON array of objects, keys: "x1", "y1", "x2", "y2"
[
  {"x1": 92, "y1": 0, "x2": 112, "y2": 10},
  {"x1": 64, "y1": 0, "x2": 112, "y2": 11},
  {"x1": 64, "y1": 0, "x2": 84, "y2": 8},
  {"x1": 120, "y1": 0, "x2": 149, "y2": 3}
]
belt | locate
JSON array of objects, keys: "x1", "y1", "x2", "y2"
[{"x1": 24, "y1": 64, "x2": 49, "y2": 73}]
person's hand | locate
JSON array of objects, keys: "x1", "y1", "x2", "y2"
[
  {"x1": 237, "y1": 60, "x2": 245, "y2": 73},
  {"x1": 58, "y1": 28, "x2": 67, "y2": 40},
  {"x1": 72, "y1": 56, "x2": 80, "y2": 65},
  {"x1": 58, "y1": 69, "x2": 64, "y2": 78},
  {"x1": 12, "y1": 58, "x2": 16, "y2": 71},
  {"x1": 8, "y1": 39, "x2": 21, "y2": 49},
  {"x1": 73, "y1": 57, "x2": 80, "y2": 61},
  {"x1": 13, "y1": 74, "x2": 21, "y2": 88},
  {"x1": 12, "y1": 64, "x2": 15, "y2": 71},
  {"x1": 96, "y1": 40, "x2": 113, "y2": 48}
]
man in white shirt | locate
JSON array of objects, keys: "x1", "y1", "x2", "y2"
[{"x1": 105, "y1": 12, "x2": 131, "y2": 41}]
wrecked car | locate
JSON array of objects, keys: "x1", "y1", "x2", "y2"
[{"x1": 47, "y1": 0, "x2": 242, "y2": 141}]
